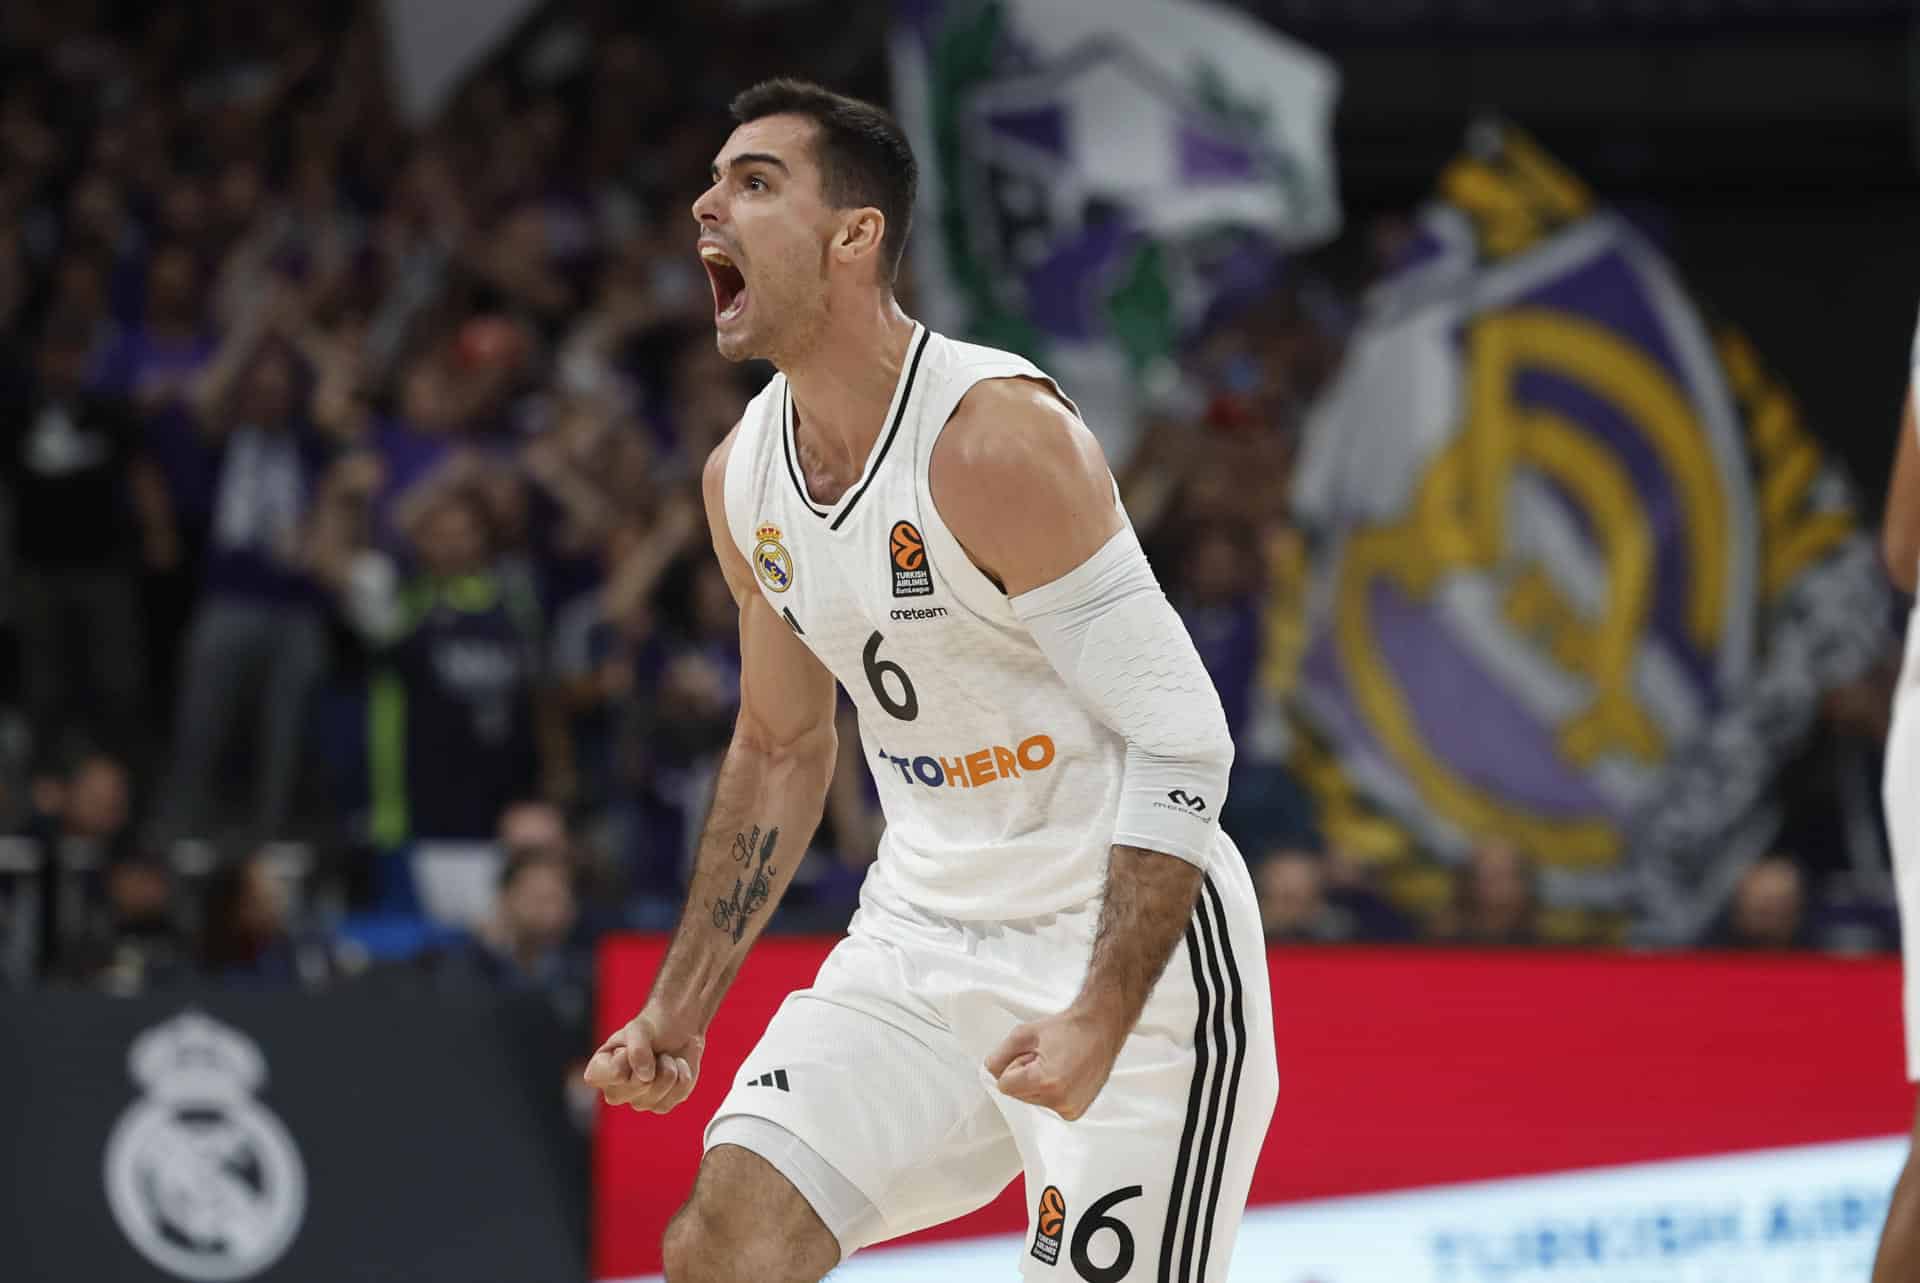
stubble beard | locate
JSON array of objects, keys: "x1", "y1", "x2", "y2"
[{"x1": 722, "y1": 289, "x2": 829, "y2": 373}]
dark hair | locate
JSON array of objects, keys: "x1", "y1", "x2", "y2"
[
  {"x1": 498, "y1": 848, "x2": 571, "y2": 893},
  {"x1": 729, "y1": 78, "x2": 917, "y2": 284},
  {"x1": 38, "y1": 310, "x2": 96, "y2": 355},
  {"x1": 201, "y1": 856, "x2": 270, "y2": 969}
]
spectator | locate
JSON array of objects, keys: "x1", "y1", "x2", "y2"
[
  {"x1": 159, "y1": 296, "x2": 333, "y2": 841},
  {"x1": 500, "y1": 799, "x2": 571, "y2": 864},
  {"x1": 0, "y1": 224, "x2": 26, "y2": 340},
  {"x1": 42, "y1": 252, "x2": 117, "y2": 354},
  {"x1": 95, "y1": 244, "x2": 219, "y2": 550},
  {"x1": 353, "y1": 470, "x2": 545, "y2": 921},
  {"x1": 18, "y1": 747, "x2": 138, "y2": 976},
  {"x1": 550, "y1": 500, "x2": 700, "y2": 816},
  {"x1": 0, "y1": 313, "x2": 154, "y2": 760},
  {"x1": 201, "y1": 848, "x2": 335, "y2": 986},
  {"x1": 621, "y1": 558, "x2": 741, "y2": 898},
  {"x1": 1722, "y1": 856, "x2": 1809, "y2": 951},
  {"x1": 312, "y1": 471, "x2": 547, "y2": 924},
  {"x1": 1442, "y1": 838, "x2": 1543, "y2": 946},
  {"x1": 95, "y1": 243, "x2": 223, "y2": 728},
  {"x1": 1173, "y1": 521, "x2": 1265, "y2": 745},
  {"x1": 1253, "y1": 846, "x2": 1411, "y2": 943},
  {"x1": 437, "y1": 847, "x2": 592, "y2": 1034},
  {"x1": 1255, "y1": 848, "x2": 1346, "y2": 942},
  {"x1": 1167, "y1": 515, "x2": 1327, "y2": 864},
  {"x1": 62, "y1": 853, "x2": 190, "y2": 996}
]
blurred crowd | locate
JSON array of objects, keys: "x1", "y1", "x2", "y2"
[
  {"x1": 0, "y1": 0, "x2": 1904, "y2": 1013},
  {"x1": 0, "y1": 0, "x2": 848, "y2": 1005}
]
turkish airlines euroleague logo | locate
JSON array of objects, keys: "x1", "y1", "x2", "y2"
[
  {"x1": 1031, "y1": 1185, "x2": 1066, "y2": 1266},
  {"x1": 890, "y1": 520, "x2": 933, "y2": 597}
]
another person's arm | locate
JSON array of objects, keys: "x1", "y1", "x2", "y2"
[
  {"x1": 598, "y1": 493, "x2": 701, "y2": 625},
  {"x1": 1883, "y1": 382, "x2": 1920, "y2": 594},
  {"x1": 583, "y1": 430, "x2": 839, "y2": 1114},
  {"x1": 936, "y1": 378, "x2": 1233, "y2": 1121},
  {"x1": 188, "y1": 284, "x2": 287, "y2": 435}
]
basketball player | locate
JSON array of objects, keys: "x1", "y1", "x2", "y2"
[
  {"x1": 1873, "y1": 315, "x2": 1920, "y2": 1283},
  {"x1": 583, "y1": 80, "x2": 1278, "y2": 1282}
]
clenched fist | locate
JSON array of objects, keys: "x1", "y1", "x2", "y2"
[
  {"x1": 584, "y1": 1009, "x2": 705, "y2": 1114},
  {"x1": 985, "y1": 1005, "x2": 1128, "y2": 1122}
]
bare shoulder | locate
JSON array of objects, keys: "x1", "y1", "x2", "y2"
[
  {"x1": 930, "y1": 376, "x2": 1123, "y2": 596},
  {"x1": 934, "y1": 376, "x2": 1105, "y2": 489},
  {"x1": 701, "y1": 423, "x2": 740, "y2": 513},
  {"x1": 702, "y1": 423, "x2": 753, "y2": 600}
]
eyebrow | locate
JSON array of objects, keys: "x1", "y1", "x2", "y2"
[{"x1": 710, "y1": 152, "x2": 790, "y2": 181}]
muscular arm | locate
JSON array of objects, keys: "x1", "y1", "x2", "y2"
[
  {"x1": 1074, "y1": 844, "x2": 1204, "y2": 1027},
  {"x1": 1883, "y1": 386, "x2": 1920, "y2": 594},
  {"x1": 647, "y1": 432, "x2": 839, "y2": 1031},
  {"x1": 585, "y1": 429, "x2": 838, "y2": 1112},
  {"x1": 938, "y1": 379, "x2": 1219, "y2": 1118}
]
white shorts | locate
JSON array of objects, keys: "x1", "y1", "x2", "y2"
[
  {"x1": 1886, "y1": 627, "x2": 1920, "y2": 1081},
  {"x1": 704, "y1": 841, "x2": 1278, "y2": 1281}
]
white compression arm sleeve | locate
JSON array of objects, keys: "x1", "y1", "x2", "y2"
[{"x1": 1010, "y1": 523, "x2": 1234, "y2": 866}]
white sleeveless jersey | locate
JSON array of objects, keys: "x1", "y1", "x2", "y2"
[{"x1": 722, "y1": 321, "x2": 1135, "y2": 921}]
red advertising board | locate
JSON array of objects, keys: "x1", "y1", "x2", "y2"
[{"x1": 593, "y1": 939, "x2": 1912, "y2": 1280}]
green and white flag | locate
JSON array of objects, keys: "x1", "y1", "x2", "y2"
[{"x1": 890, "y1": 0, "x2": 1341, "y2": 459}]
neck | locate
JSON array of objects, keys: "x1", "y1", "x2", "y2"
[
  {"x1": 480, "y1": 915, "x2": 523, "y2": 960},
  {"x1": 781, "y1": 295, "x2": 915, "y2": 473}
]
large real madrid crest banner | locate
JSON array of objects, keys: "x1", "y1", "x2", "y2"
[
  {"x1": 890, "y1": 0, "x2": 1341, "y2": 459},
  {"x1": 1289, "y1": 123, "x2": 1889, "y2": 941}
]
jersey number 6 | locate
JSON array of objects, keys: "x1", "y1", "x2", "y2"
[
  {"x1": 862, "y1": 631, "x2": 919, "y2": 721},
  {"x1": 1072, "y1": 1185, "x2": 1143, "y2": 1283}
]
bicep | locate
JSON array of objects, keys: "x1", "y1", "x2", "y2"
[
  {"x1": 703, "y1": 435, "x2": 838, "y2": 755},
  {"x1": 932, "y1": 379, "x2": 1125, "y2": 597},
  {"x1": 733, "y1": 590, "x2": 838, "y2": 753},
  {"x1": 1884, "y1": 386, "x2": 1920, "y2": 593}
]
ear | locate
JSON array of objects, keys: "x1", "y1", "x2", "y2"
[{"x1": 832, "y1": 208, "x2": 887, "y2": 274}]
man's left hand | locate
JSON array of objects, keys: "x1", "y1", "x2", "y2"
[{"x1": 985, "y1": 1005, "x2": 1127, "y2": 1121}]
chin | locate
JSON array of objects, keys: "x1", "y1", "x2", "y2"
[{"x1": 713, "y1": 328, "x2": 758, "y2": 363}]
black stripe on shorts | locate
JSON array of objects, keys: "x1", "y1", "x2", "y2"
[{"x1": 1160, "y1": 876, "x2": 1244, "y2": 1282}]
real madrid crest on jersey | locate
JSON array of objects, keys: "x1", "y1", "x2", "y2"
[
  {"x1": 753, "y1": 522, "x2": 793, "y2": 593},
  {"x1": 104, "y1": 1010, "x2": 307, "y2": 1281}
]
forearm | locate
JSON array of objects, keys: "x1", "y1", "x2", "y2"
[
  {"x1": 302, "y1": 489, "x2": 368, "y2": 592},
  {"x1": 1882, "y1": 390, "x2": 1920, "y2": 593},
  {"x1": 532, "y1": 463, "x2": 617, "y2": 540},
  {"x1": 647, "y1": 731, "x2": 834, "y2": 1030},
  {"x1": 191, "y1": 301, "x2": 271, "y2": 422},
  {"x1": 1073, "y1": 845, "x2": 1205, "y2": 1032},
  {"x1": 599, "y1": 533, "x2": 679, "y2": 621}
]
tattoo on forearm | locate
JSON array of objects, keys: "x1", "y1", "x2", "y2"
[{"x1": 710, "y1": 824, "x2": 780, "y2": 943}]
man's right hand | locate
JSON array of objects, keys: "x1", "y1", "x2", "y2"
[{"x1": 583, "y1": 1009, "x2": 705, "y2": 1114}]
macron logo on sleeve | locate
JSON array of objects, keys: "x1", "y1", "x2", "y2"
[{"x1": 1161, "y1": 789, "x2": 1208, "y2": 816}]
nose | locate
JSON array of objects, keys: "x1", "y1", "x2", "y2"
[{"x1": 691, "y1": 182, "x2": 722, "y2": 228}]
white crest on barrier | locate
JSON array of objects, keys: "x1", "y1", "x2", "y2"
[{"x1": 103, "y1": 1010, "x2": 307, "y2": 1281}]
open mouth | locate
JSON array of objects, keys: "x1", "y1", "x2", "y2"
[{"x1": 699, "y1": 244, "x2": 749, "y2": 323}]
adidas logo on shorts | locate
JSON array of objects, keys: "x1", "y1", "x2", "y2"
[{"x1": 747, "y1": 1069, "x2": 790, "y2": 1092}]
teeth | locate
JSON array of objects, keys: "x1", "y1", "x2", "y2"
[{"x1": 699, "y1": 246, "x2": 734, "y2": 268}]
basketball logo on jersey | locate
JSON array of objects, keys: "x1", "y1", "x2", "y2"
[
  {"x1": 889, "y1": 520, "x2": 934, "y2": 597},
  {"x1": 1031, "y1": 1185, "x2": 1066, "y2": 1266},
  {"x1": 753, "y1": 523, "x2": 793, "y2": 594}
]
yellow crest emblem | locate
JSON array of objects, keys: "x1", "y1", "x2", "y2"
[{"x1": 752, "y1": 523, "x2": 793, "y2": 593}]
